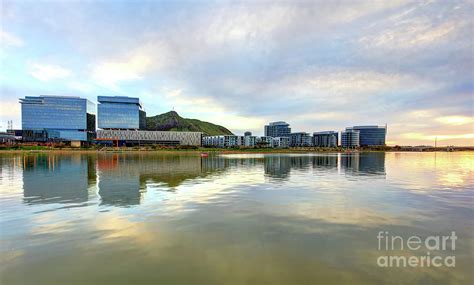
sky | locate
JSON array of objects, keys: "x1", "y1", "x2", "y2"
[{"x1": 0, "y1": 0, "x2": 473, "y2": 146}]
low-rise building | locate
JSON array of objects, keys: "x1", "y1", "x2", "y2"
[
  {"x1": 272, "y1": 137, "x2": 290, "y2": 148},
  {"x1": 0, "y1": 132, "x2": 16, "y2": 144},
  {"x1": 97, "y1": 130, "x2": 202, "y2": 146},
  {"x1": 203, "y1": 135, "x2": 281, "y2": 148},
  {"x1": 258, "y1": 136, "x2": 274, "y2": 147},
  {"x1": 203, "y1": 135, "x2": 241, "y2": 147},
  {"x1": 290, "y1": 132, "x2": 312, "y2": 147},
  {"x1": 313, "y1": 131, "x2": 338, "y2": 147},
  {"x1": 243, "y1": 135, "x2": 257, "y2": 147}
]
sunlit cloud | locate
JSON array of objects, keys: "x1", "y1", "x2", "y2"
[
  {"x1": 91, "y1": 53, "x2": 152, "y2": 91},
  {"x1": 161, "y1": 87, "x2": 265, "y2": 132},
  {"x1": 435, "y1": 116, "x2": 474, "y2": 126},
  {"x1": 28, "y1": 63, "x2": 72, "y2": 81},
  {"x1": 401, "y1": 132, "x2": 474, "y2": 142}
]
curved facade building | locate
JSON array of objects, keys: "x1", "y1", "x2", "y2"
[
  {"x1": 341, "y1": 128, "x2": 360, "y2": 148},
  {"x1": 313, "y1": 131, "x2": 338, "y2": 147}
]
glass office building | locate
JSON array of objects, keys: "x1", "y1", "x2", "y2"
[
  {"x1": 313, "y1": 131, "x2": 338, "y2": 147},
  {"x1": 264, "y1": 121, "x2": 291, "y2": 138},
  {"x1": 289, "y1": 132, "x2": 312, "y2": 147},
  {"x1": 341, "y1": 128, "x2": 360, "y2": 148},
  {"x1": 97, "y1": 96, "x2": 146, "y2": 130},
  {"x1": 20, "y1": 96, "x2": 95, "y2": 142},
  {"x1": 352, "y1": 125, "x2": 386, "y2": 146}
]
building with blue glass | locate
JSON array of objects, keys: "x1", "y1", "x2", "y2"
[
  {"x1": 97, "y1": 96, "x2": 146, "y2": 130},
  {"x1": 264, "y1": 121, "x2": 291, "y2": 137},
  {"x1": 341, "y1": 128, "x2": 360, "y2": 148},
  {"x1": 313, "y1": 131, "x2": 338, "y2": 147},
  {"x1": 289, "y1": 132, "x2": 312, "y2": 147},
  {"x1": 352, "y1": 125, "x2": 386, "y2": 146},
  {"x1": 20, "y1": 96, "x2": 95, "y2": 142}
]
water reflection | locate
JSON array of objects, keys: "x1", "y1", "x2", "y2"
[
  {"x1": 22, "y1": 155, "x2": 92, "y2": 204},
  {"x1": 340, "y1": 152, "x2": 386, "y2": 176},
  {"x1": 18, "y1": 153, "x2": 389, "y2": 207},
  {"x1": 0, "y1": 152, "x2": 472, "y2": 285}
]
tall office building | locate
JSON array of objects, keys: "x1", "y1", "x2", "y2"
[
  {"x1": 20, "y1": 96, "x2": 95, "y2": 142},
  {"x1": 97, "y1": 96, "x2": 146, "y2": 130},
  {"x1": 352, "y1": 125, "x2": 386, "y2": 146},
  {"x1": 313, "y1": 131, "x2": 338, "y2": 147},
  {"x1": 264, "y1": 121, "x2": 291, "y2": 137},
  {"x1": 341, "y1": 128, "x2": 360, "y2": 148}
]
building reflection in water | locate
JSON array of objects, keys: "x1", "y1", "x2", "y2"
[
  {"x1": 97, "y1": 154, "x2": 141, "y2": 207},
  {"x1": 263, "y1": 153, "x2": 385, "y2": 180},
  {"x1": 340, "y1": 152, "x2": 386, "y2": 176},
  {"x1": 22, "y1": 154, "x2": 91, "y2": 204},
  {"x1": 97, "y1": 153, "x2": 206, "y2": 206},
  {"x1": 22, "y1": 152, "x2": 386, "y2": 207}
]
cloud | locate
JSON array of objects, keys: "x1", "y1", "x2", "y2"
[
  {"x1": 2, "y1": 0, "x2": 473, "y2": 144},
  {"x1": 160, "y1": 87, "x2": 265, "y2": 132},
  {"x1": 0, "y1": 30, "x2": 23, "y2": 47},
  {"x1": 401, "y1": 132, "x2": 474, "y2": 142},
  {"x1": 435, "y1": 116, "x2": 474, "y2": 126},
  {"x1": 359, "y1": 20, "x2": 461, "y2": 50},
  {"x1": 91, "y1": 53, "x2": 151, "y2": 91},
  {"x1": 29, "y1": 63, "x2": 71, "y2": 81}
]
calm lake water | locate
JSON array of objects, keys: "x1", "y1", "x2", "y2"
[{"x1": 0, "y1": 152, "x2": 473, "y2": 285}]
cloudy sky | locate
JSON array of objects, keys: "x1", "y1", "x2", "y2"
[{"x1": 0, "y1": 0, "x2": 473, "y2": 146}]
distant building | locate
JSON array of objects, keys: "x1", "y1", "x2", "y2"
[
  {"x1": 19, "y1": 95, "x2": 95, "y2": 142},
  {"x1": 290, "y1": 132, "x2": 312, "y2": 147},
  {"x1": 341, "y1": 128, "x2": 360, "y2": 148},
  {"x1": 6, "y1": 129, "x2": 22, "y2": 141},
  {"x1": 203, "y1": 135, "x2": 240, "y2": 148},
  {"x1": 264, "y1": 121, "x2": 291, "y2": 138},
  {"x1": 243, "y1": 135, "x2": 257, "y2": 147},
  {"x1": 258, "y1": 136, "x2": 274, "y2": 147},
  {"x1": 272, "y1": 137, "x2": 290, "y2": 148},
  {"x1": 203, "y1": 135, "x2": 280, "y2": 148},
  {"x1": 0, "y1": 132, "x2": 16, "y2": 144},
  {"x1": 244, "y1": 131, "x2": 252, "y2": 136},
  {"x1": 97, "y1": 96, "x2": 146, "y2": 130},
  {"x1": 313, "y1": 131, "x2": 338, "y2": 147},
  {"x1": 96, "y1": 130, "x2": 202, "y2": 146},
  {"x1": 352, "y1": 125, "x2": 386, "y2": 146}
]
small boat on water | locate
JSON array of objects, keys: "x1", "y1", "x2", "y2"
[{"x1": 200, "y1": 153, "x2": 209, "y2": 157}]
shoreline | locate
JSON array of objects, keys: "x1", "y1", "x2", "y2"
[{"x1": 1, "y1": 147, "x2": 473, "y2": 154}]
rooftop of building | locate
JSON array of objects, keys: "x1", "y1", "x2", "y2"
[
  {"x1": 19, "y1": 95, "x2": 93, "y2": 105},
  {"x1": 343, "y1": 128, "x2": 360, "y2": 132},
  {"x1": 97, "y1": 96, "x2": 143, "y2": 108},
  {"x1": 352, "y1": 125, "x2": 386, "y2": 129},
  {"x1": 268, "y1": 121, "x2": 290, "y2": 126},
  {"x1": 313, "y1": 131, "x2": 338, "y2": 135}
]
